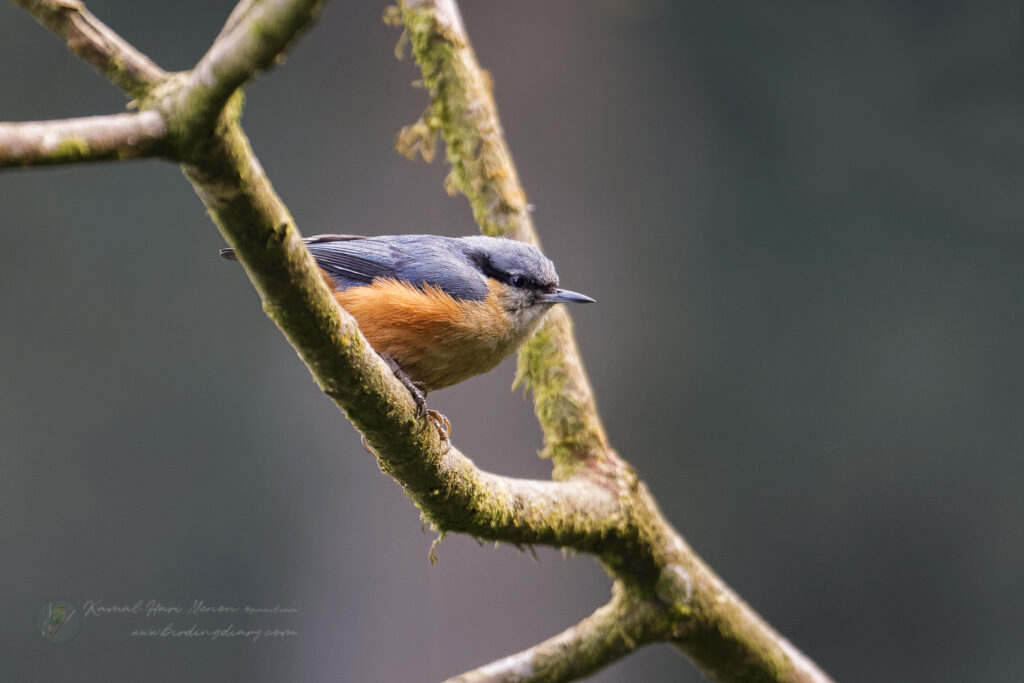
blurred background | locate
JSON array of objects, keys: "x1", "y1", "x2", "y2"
[{"x1": 2, "y1": 1, "x2": 1022, "y2": 681}]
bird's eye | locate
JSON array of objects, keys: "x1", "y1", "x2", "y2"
[{"x1": 510, "y1": 274, "x2": 526, "y2": 287}]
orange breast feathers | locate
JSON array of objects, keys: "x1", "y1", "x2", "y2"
[{"x1": 330, "y1": 276, "x2": 517, "y2": 391}]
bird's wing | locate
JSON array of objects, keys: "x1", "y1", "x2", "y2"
[
  {"x1": 304, "y1": 235, "x2": 400, "y2": 287},
  {"x1": 217, "y1": 234, "x2": 391, "y2": 286},
  {"x1": 314, "y1": 234, "x2": 491, "y2": 301},
  {"x1": 220, "y1": 234, "x2": 489, "y2": 301}
]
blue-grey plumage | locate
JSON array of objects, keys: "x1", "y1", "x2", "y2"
[
  {"x1": 220, "y1": 233, "x2": 593, "y2": 404},
  {"x1": 306, "y1": 234, "x2": 492, "y2": 301},
  {"x1": 304, "y1": 234, "x2": 577, "y2": 303}
]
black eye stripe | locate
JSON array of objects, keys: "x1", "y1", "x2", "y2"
[
  {"x1": 508, "y1": 273, "x2": 545, "y2": 290},
  {"x1": 472, "y1": 251, "x2": 550, "y2": 291}
]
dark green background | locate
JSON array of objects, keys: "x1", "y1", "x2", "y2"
[{"x1": 2, "y1": 1, "x2": 1022, "y2": 681}]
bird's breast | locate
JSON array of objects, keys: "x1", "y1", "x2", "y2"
[{"x1": 330, "y1": 277, "x2": 524, "y2": 391}]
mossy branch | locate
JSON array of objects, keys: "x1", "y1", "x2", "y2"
[
  {"x1": 174, "y1": 0, "x2": 327, "y2": 134},
  {"x1": 3, "y1": 0, "x2": 834, "y2": 681},
  {"x1": 445, "y1": 586, "x2": 663, "y2": 683},
  {"x1": 12, "y1": 0, "x2": 165, "y2": 99},
  {"x1": 0, "y1": 111, "x2": 167, "y2": 168}
]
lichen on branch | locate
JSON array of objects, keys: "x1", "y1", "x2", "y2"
[
  {"x1": 0, "y1": 111, "x2": 167, "y2": 168},
  {"x1": 12, "y1": 0, "x2": 166, "y2": 98}
]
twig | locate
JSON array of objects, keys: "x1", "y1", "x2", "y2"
[
  {"x1": 215, "y1": 0, "x2": 259, "y2": 43},
  {"x1": 6, "y1": 0, "x2": 328, "y2": 166},
  {"x1": 445, "y1": 588, "x2": 659, "y2": 683},
  {"x1": 175, "y1": 0, "x2": 327, "y2": 132},
  {"x1": 11, "y1": 0, "x2": 166, "y2": 98},
  {"x1": 0, "y1": 111, "x2": 166, "y2": 168}
]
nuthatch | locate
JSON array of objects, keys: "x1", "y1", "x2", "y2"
[{"x1": 221, "y1": 234, "x2": 593, "y2": 439}]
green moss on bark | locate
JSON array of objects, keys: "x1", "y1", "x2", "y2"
[{"x1": 52, "y1": 136, "x2": 90, "y2": 161}]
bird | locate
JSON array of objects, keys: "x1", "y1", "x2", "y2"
[{"x1": 221, "y1": 233, "x2": 594, "y2": 442}]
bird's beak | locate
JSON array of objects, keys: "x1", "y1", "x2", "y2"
[{"x1": 541, "y1": 288, "x2": 595, "y2": 304}]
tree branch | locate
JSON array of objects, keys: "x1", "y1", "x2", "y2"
[
  {"x1": 0, "y1": 111, "x2": 166, "y2": 168},
  {"x1": 446, "y1": 587, "x2": 660, "y2": 683},
  {"x1": 174, "y1": 0, "x2": 327, "y2": 133},
  {"x1": 12, "y1": 0, "x2": 166, "y2": 99}
]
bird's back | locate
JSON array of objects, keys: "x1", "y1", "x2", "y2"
[{"x1": 305, "y1": 234, "x2": 489, "y2": 302}]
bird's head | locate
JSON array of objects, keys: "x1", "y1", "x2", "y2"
[{"x1": 462, "y1": 236, "x2": 594, "y2": 333}]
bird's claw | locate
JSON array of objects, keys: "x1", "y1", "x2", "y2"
[
  {"x1": 412, "y1": 385, "x2": 428, "y2": 418},
  {"x1": 381, "y1": 352, "x2": 428, "y2": 417},
  {"x1": 378, "y1": 352, "x2": 449, "y2": 450},
  {"x1": 426, "y1": 409, "x2": 451, "y2": 451}
]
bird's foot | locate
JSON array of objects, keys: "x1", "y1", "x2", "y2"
[
  {"x1": 381, "y1": 353, "x2": 428, "y2": 417},
  {"x1": 426, "y1": 409, "x2": 451, "y2": 449},
  {"x1": 379, "y1": 353, "x2": 450, "y2": 450}
]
